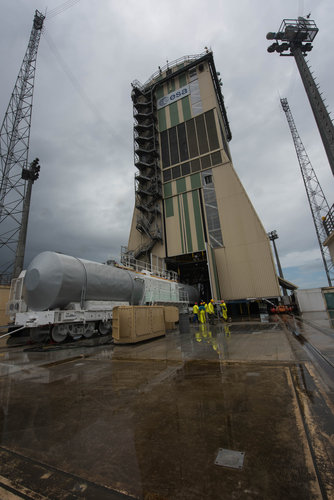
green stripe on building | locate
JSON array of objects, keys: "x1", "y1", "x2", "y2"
[
  {"x1": 158, "y1": 108, "x2": 167, "y2": 132},
  {"x1": 169, "y1": 102, "x2": 179, "y2": 127},
  {"x1": 192, "y1": 190, "x2": 205, "y2": 250},
  {"x1": 156, "y1": 85, "x2": 164, "y2": 98},
  {"x1": 181, "y1": 96, "x2": 192, "y2": 121},
  {"x1": 164, "y1": 182, "x2": 173, "y2": 198},
  {"x1": 190, "y1": 173, "x2": 201, "y2": 189},
  {"x1": 179, "y1": 73, "x2": 191, "y2": 121},
  {"x1": 176, "y1": 178, "x2": 186, "y2": 193},
  {"x1": 182, "y1": 193, "x2": 193, "y2": 253},
  {"x1": 179, "y1": 73, "x2": 187, "y2": 86},
  {"x1": 165, "y1": 198, "x2": 174, "y2": 217},
  {"x1": 168, "y1": 79, "x2": 176, "y2": 92},
  {"x1": 177, "y1": 196, "x2": 184, "y2": 254}
]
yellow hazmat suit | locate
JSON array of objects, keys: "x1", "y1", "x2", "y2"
[
  {"x1": 221, "y1": 301, "x2": 228, "y2": 321},
  {"x1": 199, "y1": 304, "x2": 206, "y2": 324},
  {"x1": 192, "y1": 303, "x2": 199, "y2": 323},
  {"x1": 208, "y1": 300, "x2": 215, "y2": 324}
]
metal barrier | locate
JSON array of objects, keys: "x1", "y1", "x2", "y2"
[{"x1": 121, "y1": 248, "x2": 178, "y2": 282}]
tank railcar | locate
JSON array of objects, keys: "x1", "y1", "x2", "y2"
[{"x1": 7, "y1": 251, "x2": 199, "y2": 343}]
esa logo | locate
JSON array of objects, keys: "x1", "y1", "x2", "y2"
[
  {"x1": 158, "y1": 96, "x2": 170, "y2": 107},
  {"x1": 170, "y1": 88, "x2": 188, "y2": 100},
  {"x1": 157, "y1": 85, "x2": 190, "y2": 109}
]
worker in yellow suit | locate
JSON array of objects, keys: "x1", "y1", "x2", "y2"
[
  {"x1": 208, "y1": 299, "x2": 215, "y2": 324},
  {"x1": 204, "y1": 302, "x2": 209, "y2": 323},
  {"x1": 192, "y1": 302, "x2": 199, "y2": 323},
  {"x1": 220, "y1": 300, "x2": 228, "y2": 321},
  {"x1": 199, "y1": 302, "x2": 206, "y2": 324}
]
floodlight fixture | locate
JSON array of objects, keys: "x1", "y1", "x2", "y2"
[
  {"x1": 266, "y1": 17, "x2": 318, "y2": 56},
  {"x1": 267, "y1": 230, "x2": 278, "y2": 241}
]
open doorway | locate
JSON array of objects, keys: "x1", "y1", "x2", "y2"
[{"x1": 166, "y1": 251, "x2": 211, "y2": 302}]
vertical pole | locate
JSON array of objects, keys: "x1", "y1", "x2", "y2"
[
  {"x1": 292, "y1": 45, "x2": 334, "y2": 176},
  {"x1": 268, "y1": 231, "x2": 287, "y2": 296},
  {"x1": 272, "y1": 239, "x2": 288, "y2": 296},
  {"x1": 272, "y1": 238, "x2": 284, "y2": 280},
  {"x1": 12, "y1": 179, "x2": 33, "y2": 279}
]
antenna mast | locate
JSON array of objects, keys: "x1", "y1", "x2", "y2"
[
  {"x1": 0, "y1": 10, "x2": 45, "y2": 283},
  {"x1": 280, "y1": 97, "x2": 333, "y2": 286}
]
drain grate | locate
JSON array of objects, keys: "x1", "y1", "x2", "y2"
[{"x1": 215, "y1": 448, "x2": 245, "y2": 470}]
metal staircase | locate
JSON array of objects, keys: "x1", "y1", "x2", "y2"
[{"x1": 131, "y1": 83, "x2": 162, "y2": 260}]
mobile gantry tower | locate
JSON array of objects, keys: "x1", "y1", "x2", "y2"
[{"x1": 125, "y1": 51, "x2": 281, "y2": 306}]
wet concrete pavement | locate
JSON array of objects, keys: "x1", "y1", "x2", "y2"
[
  {"x1": 0, "y1": 317, "x2": 333, "y2": 499},
  {"x1": 284, "y1": 314, "x2": 334, "y2": 365}
]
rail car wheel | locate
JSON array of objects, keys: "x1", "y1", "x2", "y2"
[
  {"x1": 67, "y1": 324, "x2": 82, "y2": 341},
  {"x1": 98, "y1": 320, "x2": 112, "y2": 335},
  {"x1": 83, "y1": 323, "x2": 95, "y2": 338},
  {"x1": 51, "y1": 325, "x2": 68, "y2": 343}
]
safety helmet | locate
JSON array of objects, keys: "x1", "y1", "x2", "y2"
[{"x1": 210, "y1": 299, "x2": 214, "y2": 302}]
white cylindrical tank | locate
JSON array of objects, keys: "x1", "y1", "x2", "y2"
[{"x1": 24, "y1": 251, "x2": 145, "y2": 311}]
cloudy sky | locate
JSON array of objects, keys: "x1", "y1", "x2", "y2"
[{"x1": 0, "y1": 0, "x2": 333, "y2": 289}]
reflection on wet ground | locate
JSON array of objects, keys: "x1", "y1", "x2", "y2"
[
  {"x1": 283, "y1": 314, "x2": 334, "y2": 364},
  {"x1": 301, "y1": 311, "x2": 333, "y2": 331},
  {"x1": 0, "y1": 319, "x2": 333, "y2": 499}
]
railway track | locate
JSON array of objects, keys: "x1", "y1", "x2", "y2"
[
  {"x1": 281, "y1": 314, "x2": 334, "y2": 386},
  {"x1": 281, "y1": 315, "x2": 334, "y2": 499},
  {"x1": 288, "y1": 365, "x2": 332, "y2": 499}
]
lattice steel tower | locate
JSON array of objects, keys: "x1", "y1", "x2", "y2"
[
  {"x1": 267, "y1": 17, "x2": 334, "y2": 176},
  {"x1": 0, "y1": 10, "x2": 45, "y2": 283},
  {"x1": 281, "y1": 97, "x2": 333, "y2": 286}
]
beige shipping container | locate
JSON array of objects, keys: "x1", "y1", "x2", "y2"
[
  {"x1": 112, "y1": 306, "x2": 165, "y2": 344},
  {"x1": 0, "y1": 285, "x2": 10, "y2": 328},
  {"x1": 164, "y1": 305, "x2": 179, "y2": 330}
]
